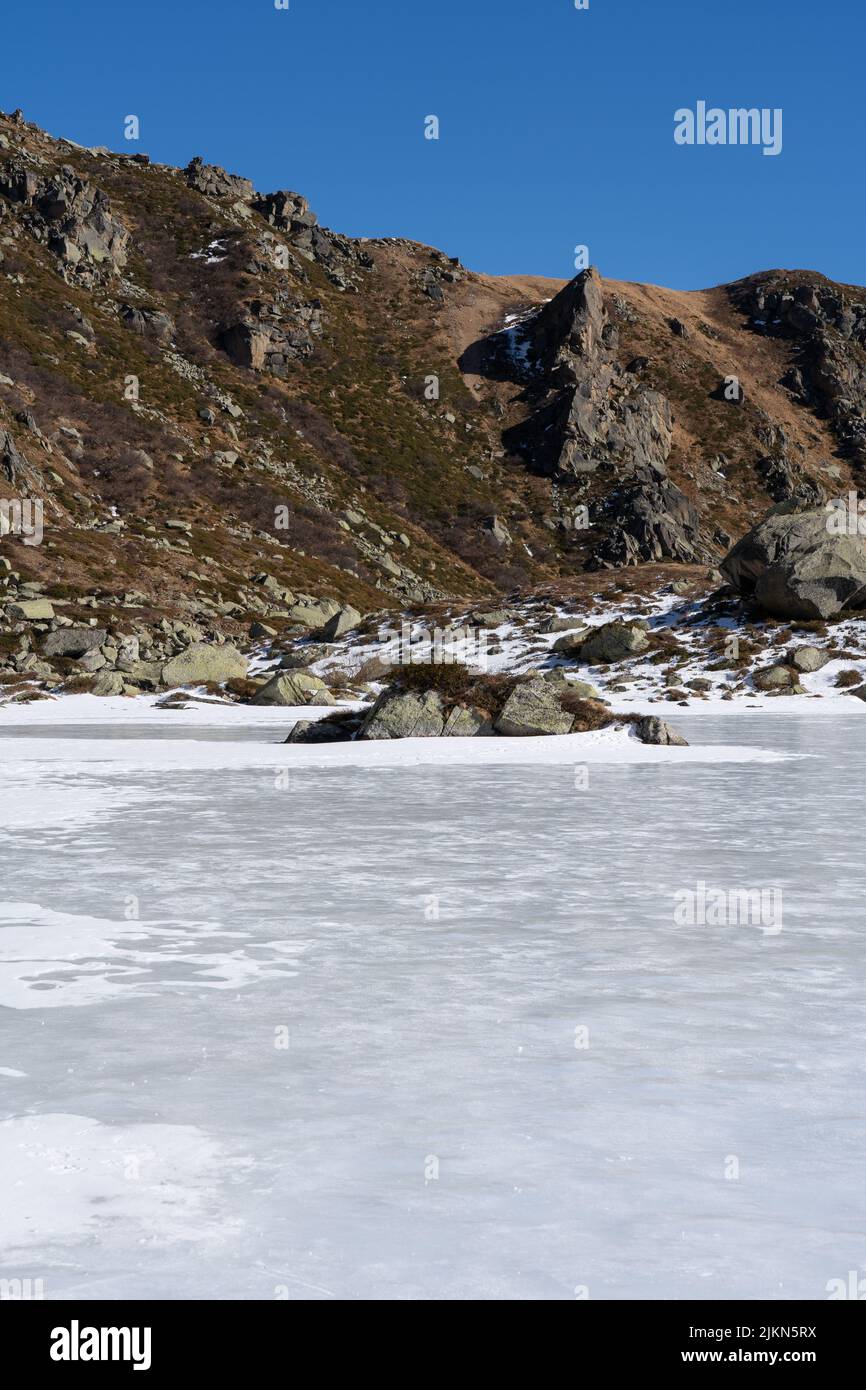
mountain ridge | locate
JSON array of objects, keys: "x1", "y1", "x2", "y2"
[{"x1": 1, "y1": 105, "x2": 865, "y2": 689}]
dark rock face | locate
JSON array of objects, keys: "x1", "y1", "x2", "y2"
[
  {"x1": 252, "y1": 188, "x2": 318, "y2": 242},
  {"x1": 285, "y1": 713, "x2": 364, "y2": 743},
  {"x1": 722, "y1": 503, "x2": 866, "y2": 618},
  {"x1": 0, "y1": 160, "x2": 130, "y2": 278},
  {"x1": 184, "y1": 157, "x2": 254, "y2": 201},
  {"x1": 592, "y1": 476, "x2": 702, "y2": 567},
  {"x1": 220, "y1": 296, "x2": 323, "y2": 375},
  {"x1": 1, "y1": 428, "x2": 26, "y2": 484},
  {"x1": 43, "y1": 627, "x2": 107, "y2": 658},
  {"x1": 119, "y1": 304, "x2": 175, "y2": 343},
  {"x1": 523, "y1": 269, "x2": 675, "y2": 485},
  {"x1": 732, "y1": 276, "x2": 866, "y2": 467},
  {"x1": 0, "y1": 428, "x2": 43, "y2": 492},
  {"x1": 751, "y1": 421, "x2": 823, "y2": 507},
  {"x1": 498, "y1": 269, "x2": 706, "y2": 566}
]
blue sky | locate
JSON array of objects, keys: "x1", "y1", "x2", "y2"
[{"x1": 6, "y1": 0, "x2": 864, "y2": 289}]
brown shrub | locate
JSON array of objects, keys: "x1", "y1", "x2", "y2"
[
  {"x1": 225, "y1": 677, "x2": 262, "y2": 699},
  {"x1": 386, "y1": 660, "x2": 524, "y2": 716},
  {"x1": 559, "y1": 692, "x2": 616, "y2": 731},
  {"x1": 835, "y1": 668, "x2": 862, "y2": 688}
]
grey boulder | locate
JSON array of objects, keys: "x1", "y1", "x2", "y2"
[
  {"x1": 578, "y1": 621, "x2": 649, "y2": 664},
  {"x1": 753, "y1": 665, "x2": 799, "y2": 692},
  {"x1": 789, "y1": 645, "x2": 830, "y2": 673},
  {"x1": 7, "y1": 599, "x2": 55, "y2": 620},
  {"x1": 43, "y1": 627, "x2": 107, "y2": 658},
  {"x1": 494, "y1": 677, "x2": 573, "y2": 737},
  {"x1": 633, "y1": 716, "x2": 689, "y2": 746},
  {"x1": 250, "y1": 671, "x2": 335, "y2": 706},
  {"x1": 358, "y1": 689, "x2": 445, "y2": 739},
  {"x1": 161, "y1": 642, "x2": 248, "y2": 687},
  {"x1": 552, "y1": 627, "x2": 592, "y2": 655},
  {"x1": 721, "y1": 504, "x2": 866, "y2": 619},
  {"x1": 318, "y1": 604, "x2": 362, "y2": 640},
  {"x1": 287, "y1": 599, "x2": 342, "y2": 628}
]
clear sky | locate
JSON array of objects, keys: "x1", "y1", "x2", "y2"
[{"x1": 6, "y1": 0, "x2": 864, "y2": 289}]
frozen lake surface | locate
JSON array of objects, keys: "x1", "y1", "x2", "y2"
[{"x1": 0, "y1": 709, "x2": 864, "y2": 1300}]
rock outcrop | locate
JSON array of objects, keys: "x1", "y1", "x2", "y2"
[
  {"x1": 592, "y1": 477, "x2": 702, "y2": 567},
  {"x1": 525, "y1": 270, "x2": 675, "y2": 486},
  {"x1": 503, "y1": 269, "x2": 706, "y2": 565},
  {"x1": 43, "y1": 627, "x2": 107, "y2": 658},
  {"x1": 119, "y1": 304, "x2": 175, "y2": 344},
  {"x1": 251, "y1": 188, "x2": 375, "y2": 288},
  {"x1": 220, "y1": 295, "x2": 323, "y2": 376},
  {"x1": 184, "y1": 157, "x2": 255, "y2": 202},
  {"x1": 722, "y1": 503, "x2": 866, "y2": 619},
  {"x1": 0, "y1": 159, "x2": 130, "y2": 278},
  {"x1": 732, "y1": 275, "x2": 866, "y2": 467}
]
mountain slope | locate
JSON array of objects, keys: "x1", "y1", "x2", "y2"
[{"x1": 1, "y1": 105, "x2": 863, "y2": 651}]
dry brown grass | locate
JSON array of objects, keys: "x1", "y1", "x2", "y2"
[{"x1": 835, "y1": 668, "x2": 863, "y2": 688}]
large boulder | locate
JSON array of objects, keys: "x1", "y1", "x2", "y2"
[
  {"x1": 752, "y1": 665, "x2": 800, "y2": 692},
  {"x1": 7, "y1": 599, "x2": 54, "y2": 620},
  {"x1": 43, "y1": 627, "x2": 107, "y2": 658},
  {"x1": 318, "y1": 604, "x2": 362, "y2": 640},
  {"x1": 250, "y1": 671, "x2": 334, "y2": 706},
  {"x1": 494, "y1": 676, "x2": 573, "y2": 737},
  {"x1": 0, "y1": 161, "x2": 131, "y2": 275},
  {"x1": 789, "y1": 645, "x2": 830, "y2": 674},
  {"x1": 161, "y1": 642, "x2": 248, "y2": 687},
  {"x1": 579, "y1": 621, "x2": 649, "y2": 664},
  {"x1": 721, "y1": 504, "x2": 866, "y2": 619},
  {"x1": 287, "y1": 599, "x2": 342, "y2": 628},
  {"x1": 358, "y1": 689, "x2": 445, "y2": 739}
]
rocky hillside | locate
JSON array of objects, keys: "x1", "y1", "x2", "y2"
[{"x1": 2, "y1": 106, "x2": 866, "y2": 684}]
